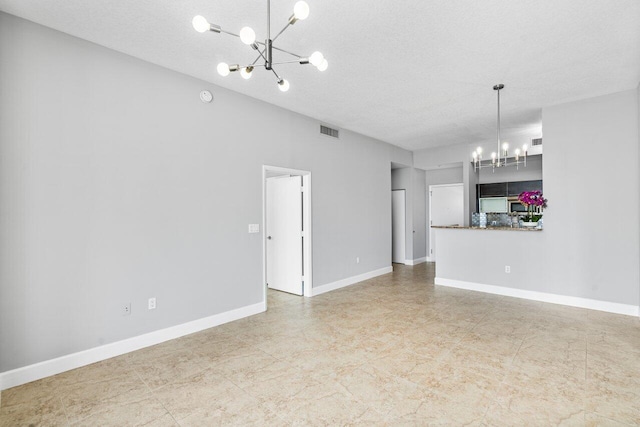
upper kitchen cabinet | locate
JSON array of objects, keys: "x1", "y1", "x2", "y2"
[
  {"x1": 507, "y1": 180, "x2": 543, "y2": 196},
  {"x1": 477, "y1": 180, "x2": 543, "y2": 198},
  {"x1": 478, "y1": 182, "x2": 508, "y2": 197}
]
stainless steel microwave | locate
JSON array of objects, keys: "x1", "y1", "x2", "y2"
[{"x1": 507, "y1": 198, "x2": 528, "y2": 213}]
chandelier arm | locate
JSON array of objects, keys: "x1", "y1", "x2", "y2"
[
  {"x1": 240, "y1": 63, "x2": 266, "y2": 69},
  {"x1": 254, "y1": 47, "x2": 270, "y2": 64},
  {"x1": 271, "y1": 60, "x2": 306, "y2": 66},
  {"x1": 250, "y1": 53, "x2": 263, "y2": 66},
  {"x1": 271, "y1": 45, "x2": 302, "y2": 58},
  {"x1": 270, "y1": 67, "x2": 282, "y2": 81},
  {"x1": 272, "y1": 23, "x2": 293, "y2": 43},
  {"x1": 247, "y1": 44, "x2": 267, "y2": 65},
  {"x1": 219, "y1": 29, "x2": 241, "y2": 38}
]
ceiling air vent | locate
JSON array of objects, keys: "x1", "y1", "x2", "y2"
[
  {"x1": 532, "y1": 137, "x2": 542, "y2": 146},
  {"x1": 320, "y1": 124, "x2": 339, "y2": 139}
]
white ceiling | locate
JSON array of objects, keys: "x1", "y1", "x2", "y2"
[{"x1": 1, "y1": 0, "x2": 639, "y2": 151}]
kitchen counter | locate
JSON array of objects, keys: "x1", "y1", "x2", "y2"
[{"x1": 432, "y1": 225, "x2": 542, "y2": 232}]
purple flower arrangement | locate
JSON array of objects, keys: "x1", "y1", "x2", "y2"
[{"x1": 518, "y1": 190, "x2": 547, "y2": 222}]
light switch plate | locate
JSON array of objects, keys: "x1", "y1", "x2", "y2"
[{"x1": 248, "y1": 224, "x2": 260, "y2": 233}]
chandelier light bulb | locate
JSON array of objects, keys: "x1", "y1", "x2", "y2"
[
  {"x1": 217, "y1": 62, "x2": 230, "y2": 77},
  {"x1": 491, "y1": 152, "x2": 497, "y2": 160},
  {"x1": 502, "y1": 142, "x2": 509, "y2": 151},
  {"x1": 522, "y1": 144, "x2": 528, "y2": 153},
  {"x1": 515, "y1": 148, "x2": 521, "y2": 156},
  {"x1": 278, "y1": 79, "x2": 290, "y2": 92},
  {"x1": 192, "y1": 15, "x2": 210, "y2": 33},
  {"x1": 293, "y1": 1, "x2": 310, "y2": 20},
  {"x1": 476, "y1": 147, "x2": 483, "y2": 155},
  {"x1": 239, "y1": 27, "x2": 256, "y2": 45},
  {"x1": 240, "y1": 67, "x2": 253, "y2": 80},
  {"x1": 472, "y1": 151, "x2": 478, "y2": 160},
  {"x1": 317, "y1": 58, "x2": 328, "y2": 71},
  {"x1": 309, "y1": 51, "x2": 324, "y2": 66}
]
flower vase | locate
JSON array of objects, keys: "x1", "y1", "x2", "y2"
[{"x1": 522, "y1": 221, "x2": 538, "y2": 228}]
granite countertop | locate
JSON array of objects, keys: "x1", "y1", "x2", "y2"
[{"x1": 431, "y1": 225, "x2": 542, "y2": 232}]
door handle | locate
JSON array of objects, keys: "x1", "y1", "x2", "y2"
[{"x1": 267, "y1": 236, "x2": 272, "y2": 240}]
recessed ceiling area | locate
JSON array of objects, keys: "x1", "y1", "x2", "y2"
[{"x1": 0, "y1": 0, "x2": 638, "y2": 151}]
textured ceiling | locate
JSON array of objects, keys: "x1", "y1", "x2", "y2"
[{"x1": 1, "y1": 0, "x2": 639, "y2": 151}]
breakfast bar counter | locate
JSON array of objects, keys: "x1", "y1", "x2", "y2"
[
  {"x1": 432, "y1": 225, "x2": 546, "y2": 299},
  {"x1": 432, "y1": 225, "x2": 542, "y2": 232}
]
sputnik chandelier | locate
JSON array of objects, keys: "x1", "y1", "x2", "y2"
[
  {"x1": 472, "y1": 84, "x2": 529, "y2": 172},
  {"x1": 192, "y1": 0, "x2": 327, "y2": 92}
]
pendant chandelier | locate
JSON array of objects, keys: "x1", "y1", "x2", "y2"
[
  {"x1": 192, "y1": 0, "x2": 327, "y2": 92},
  {"x1": 472, "y1": 84, "x2": 528, "y2": 172}
]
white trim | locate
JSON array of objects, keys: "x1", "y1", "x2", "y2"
[
  {"x1": 302, "y1": 174, "x2": 312, "y2": 297},
  {"x1": 311, "y1": 266, "x2": 393, "y2": 297},
  {"x1": 262, "y1": 165, "x2": 313, "y2": 300},
  {"x1": 435, "y1": 277, "x2": 639, "y2": 317},
  {"x1": 405, "y1": 257, "x2": 427, "y2": 266},
  {"x1": 0, "y1": 302, "x2": 265, "y2": 391},
  {"x1": 426, "y1": 256, "x2": 434, "y2": 262},
  {"x1": 263, "y1": 165, "x2": 311, "y2": 177}
]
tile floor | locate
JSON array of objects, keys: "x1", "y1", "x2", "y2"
[{"x1": 1, "y1": 263, "x2": 640, "y2": 426}]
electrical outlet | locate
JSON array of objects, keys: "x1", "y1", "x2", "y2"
[
  {"x1": 356, "y1": 257, "x2": 360, "y2": 264},
  {"x1": 148, "y1": 297, "x2": 156, "y2": 310},
  {"x1": 123, "y1": 303, "x2": 131, "y2": 316},
  {"x1": 505, "y1": 266, "x2": 511, "y2": 273}
]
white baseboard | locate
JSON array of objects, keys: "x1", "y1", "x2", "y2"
[
  {"x1": 426, "y1": 256, "x2": 434, "y2": 262},
  {"x1": 405, "y1": 257, "x2": 427, "y2": 266},
  {"x1": 435, "y1": 278, "x2": 639, "y2": 317},
  {"x1": 0, "y1": 301, "x2": 266, "y2": 391},
  {"x1": 311, "y1": 266, "x2": 393, "y2": 296}
]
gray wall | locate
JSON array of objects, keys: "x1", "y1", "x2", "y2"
[
  {"x1": 542, "y1": 89, "x2": 639, "y2": 305},
  {"x1": 425, "y1": 167, "x2": 463, "y2": 186},
  {"x1": 413, "y1": 169, "x2": 427, "y2": 259},
  {"x1": 477, "y1": 155, "x2": 543, "y2": 184},
  {"x1": 0, "y1": 13, "x2": 412, "y2": 372}
]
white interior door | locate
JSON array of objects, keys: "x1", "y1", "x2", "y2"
[
  {"x1": 429, "y1": 183, "x2": 464, "y2": 261},
  {"x1": 266, "y1": 176, "x2": 303, "y2": 295},
  {"x1": 392, "y1": 190, "x2": 406, "y2": 264}
]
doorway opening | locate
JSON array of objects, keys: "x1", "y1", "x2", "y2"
[
  {"x1": 391, "y1": 189, "x2": 406, "y2": 264},
  {"x1": 428, "y1": 183, "x2": 464, "y2": 262},
  {"x1": 262, "y1": 165, "x2": 312, "y2": 309}
]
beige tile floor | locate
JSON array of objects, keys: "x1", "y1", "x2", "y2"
[{"x1": 2, "y1": 263, "x2": 640, "y2": 426}]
